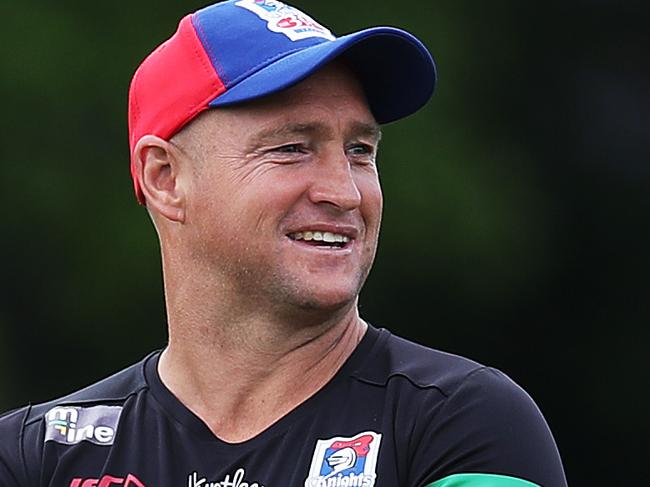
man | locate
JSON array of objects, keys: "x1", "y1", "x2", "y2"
[{"x1": 0, "y1": 1, "x2": 567, "y2": 486}]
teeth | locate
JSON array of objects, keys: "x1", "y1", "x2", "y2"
[{"x1": 290, "y1": 231, "x2": 350, "y2": 244}]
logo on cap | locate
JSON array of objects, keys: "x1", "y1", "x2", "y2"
[
  {"x1": 304, "y1": 431, "x2": 382, "y2": 487},
  {"x1": 236, "y1": 0, "x2": 335, "y2": 41}
]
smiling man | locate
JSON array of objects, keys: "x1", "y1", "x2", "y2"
[{"x1": 0, "y1": 1, "x2": 567, "y2": 486}]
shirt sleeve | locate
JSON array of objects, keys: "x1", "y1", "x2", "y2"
[
  {"x1": 408, "y1": 367, "x2": 568, "y2": 487},
  {"x1": 0, "y1": 406, "x2": 31, "y2": 487}
]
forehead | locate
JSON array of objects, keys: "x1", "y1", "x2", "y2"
[{"x1": 175, "y1": 62, "x2": 377, "y2": 144}]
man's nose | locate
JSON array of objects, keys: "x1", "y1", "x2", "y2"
[{"x1": 307, "y1": 150, "x2": 362, "y2": 211}]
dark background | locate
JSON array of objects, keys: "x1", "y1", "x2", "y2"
[{"x1": 2, "y1": 1, "x2": 648, "y2": 485}]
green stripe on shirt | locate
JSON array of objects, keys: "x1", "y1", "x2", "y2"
[{"x1": 427, "y1": 473, "x2": 542, "y2": 487}]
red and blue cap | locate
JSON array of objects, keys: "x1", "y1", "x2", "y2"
[{"x1": 128, "y1": 0, "x2": 437, "y2": 204}]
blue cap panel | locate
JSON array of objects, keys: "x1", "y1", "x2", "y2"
[{"x1": 192, "y1": 0, "x2": 334, "y2": 90}]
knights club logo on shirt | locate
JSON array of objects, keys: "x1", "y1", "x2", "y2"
[{"x1": 304, "y1": 431, "x2": 382, "y2": 487}]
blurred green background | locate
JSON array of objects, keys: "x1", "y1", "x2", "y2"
[{"x1": 1, "y1": 1, "x2": 648, "y2": 485}]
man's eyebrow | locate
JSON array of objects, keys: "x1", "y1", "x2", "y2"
[
  {"x1": 350, "y1": 121, "x2": 383, "y2": 142},
  {"x1": 249, "y1": 121, "x2": 382, "y2": 148},
  {"x1": 252, "y1": 123, "x2": 325, "y2": 144}
]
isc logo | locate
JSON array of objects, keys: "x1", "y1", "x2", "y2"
[{"x1": 69, "y1": 473, "x2": 146, "y2": 487}]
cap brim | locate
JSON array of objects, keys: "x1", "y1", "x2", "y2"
[{"x1": 209, "y1": 27, "x2": 436, "y2": 124}]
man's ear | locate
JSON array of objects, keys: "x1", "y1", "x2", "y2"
[{"x1": 133, "y1": 135, "x2": 186, "y2": 223}]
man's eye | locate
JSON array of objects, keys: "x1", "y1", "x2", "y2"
[
  {"x1": 347, "y1": 144, "x2": 376, "y2": 157},
  {"x1": 273, "y1": 144, "x2": 303, "y2": 153}
]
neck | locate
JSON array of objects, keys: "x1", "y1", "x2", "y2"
[{"x1": 157, "y1": 259, "x2": 367, "y2": 443}]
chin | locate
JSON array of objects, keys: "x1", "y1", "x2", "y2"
[
  {"x1": 288, "y1": 284, "x2": 361, "y2": 315},
  {"x1": 266, "y1": 268, "x2": 370, "y2": 318}
]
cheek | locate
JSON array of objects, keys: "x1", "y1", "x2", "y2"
[
  {"x1": 194, "y1": 171, "x2": 307, "y2": 237},
  {"x1": 246, "y1": 170, "x2": 312, "y2": 223},
  {"x1": 183, "y1": 171, "x2": 244, "y2": 249},
  {"x1": 358, "y1": 174, "x2": 383, "y2": 228}
]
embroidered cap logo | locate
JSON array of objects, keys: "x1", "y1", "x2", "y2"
[{"x1": 235, "y1": 0, "x2": 336, "y2": 41}]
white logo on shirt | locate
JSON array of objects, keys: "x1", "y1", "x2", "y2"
[
  {"x1": 44, "y1": 405, "x2": 122, "y2": 446},
  {"x1": 187, "y1": 469, "x2": 265, "y2": 487}
]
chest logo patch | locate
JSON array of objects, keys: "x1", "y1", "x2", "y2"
[
  {"x1": 304, "y1": 431, "x2": 382, "y2": 487},
  {"x1": 235, "y1": 0, "x2": 335, "y2": 42},
  {"x1": 45, "y1": 405, "x2": 122, "y2": 446}
]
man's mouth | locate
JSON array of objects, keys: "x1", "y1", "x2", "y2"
[{"x1": 287, "y1": 231, "x2": 351, "y2": 249}]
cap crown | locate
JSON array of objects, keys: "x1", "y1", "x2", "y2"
[{"x1": 196, "y1": 0, "x2": 336, "y2": 94}]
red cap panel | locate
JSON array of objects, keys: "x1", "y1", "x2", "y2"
[{"x1": 128, "y1": 15, "x2": 226, "y2": 204}]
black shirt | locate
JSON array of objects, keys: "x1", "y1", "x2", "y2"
[{"x1": 0, "y1": 326, "x2": 567, "y2": 487}]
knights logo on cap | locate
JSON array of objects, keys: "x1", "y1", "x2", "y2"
[{"x1": 236, "y1": 0, "x2": 336, "y2": 41}]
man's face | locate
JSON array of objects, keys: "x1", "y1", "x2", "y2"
[{"x1": 175, "y1": 63, "x2": 383, "y2": 315}]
